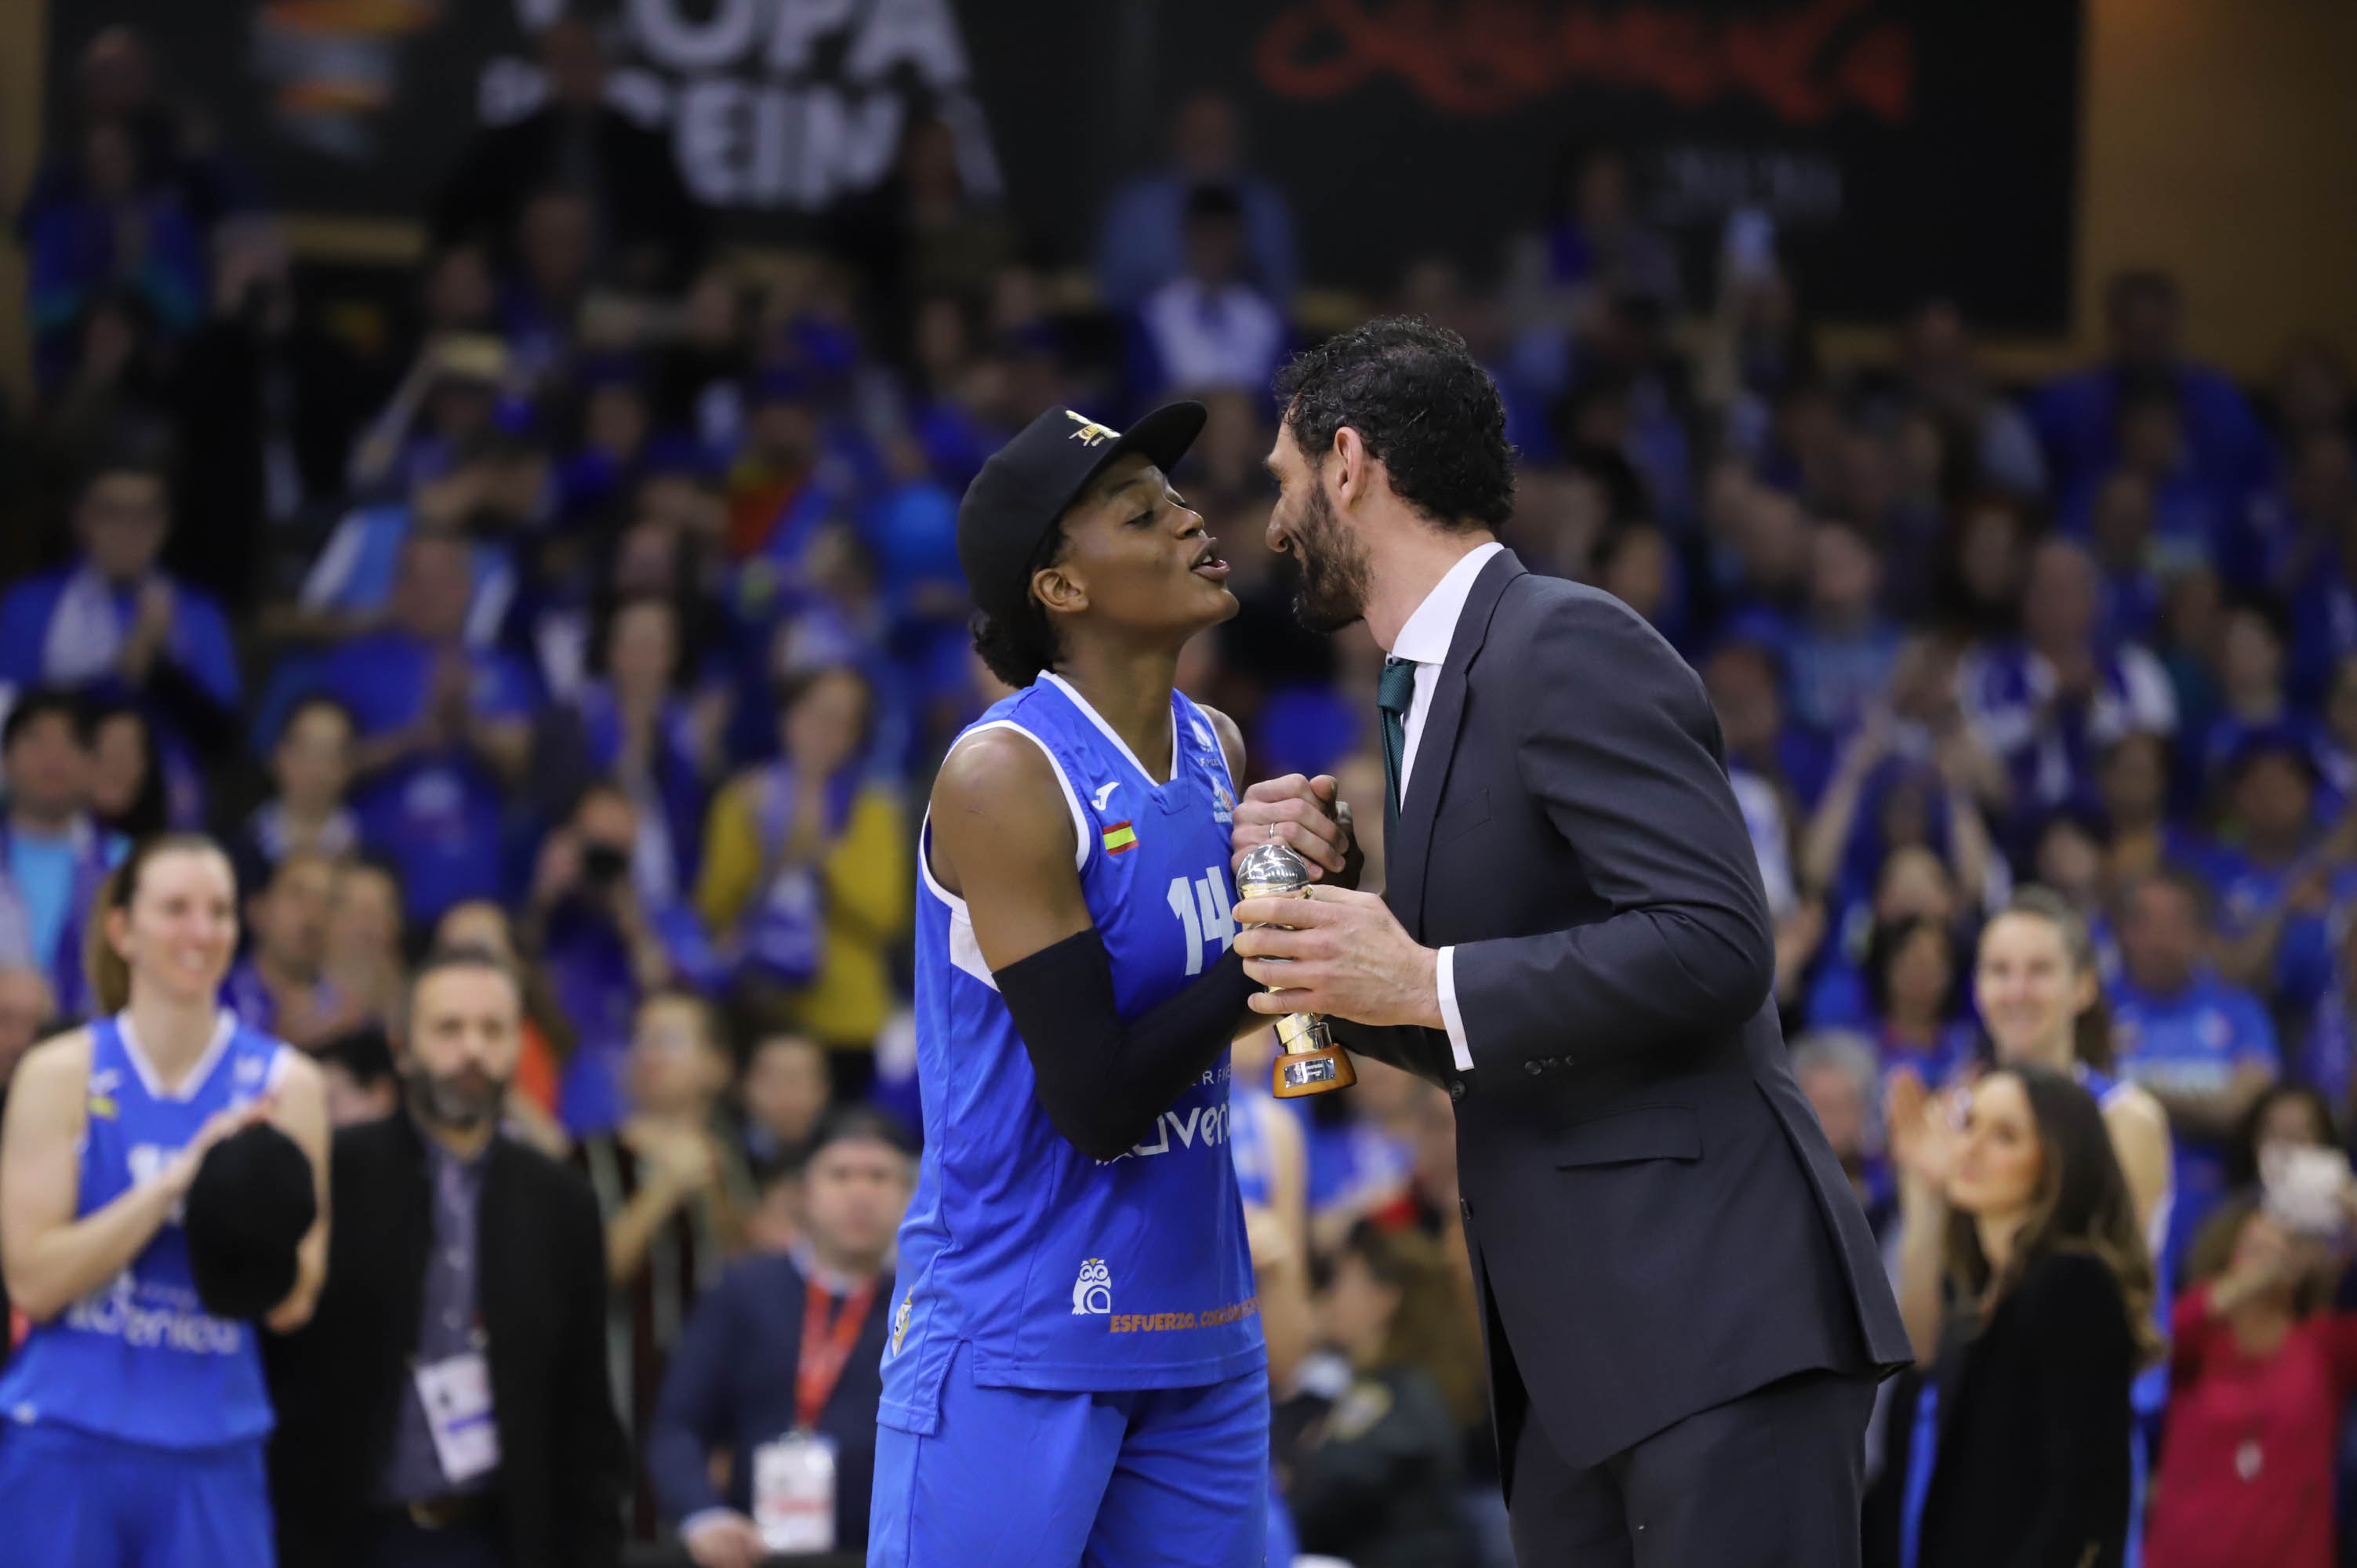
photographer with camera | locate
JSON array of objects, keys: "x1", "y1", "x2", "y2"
[{"x1": 527, "y1": 781, "x2": 719, "y2": 1138}]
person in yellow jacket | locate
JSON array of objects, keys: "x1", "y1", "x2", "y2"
[{"x1": 695, "y1": 666, "x2": 907, "y2": 1071}]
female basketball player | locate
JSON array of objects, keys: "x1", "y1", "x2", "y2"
[
  {"x1": 0, "y1": 833, "x2": 329, "y2": 1565},
  {"x1": 871, "y1": 401, "x2": 1306, "y2": 1566}
]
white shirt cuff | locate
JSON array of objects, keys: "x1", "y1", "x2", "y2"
[{"x1": 1436, "y1": 946, "x2": 1474, "y2": 1073}]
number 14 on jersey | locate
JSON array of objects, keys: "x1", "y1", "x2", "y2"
[{"x1": 1166, "y1": 869, "x2": 1236, "y2": 976}]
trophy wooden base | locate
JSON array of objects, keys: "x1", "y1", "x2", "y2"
[{"x1": 1273, "y1": 1045, "x2": 1356, "y2": 1098}]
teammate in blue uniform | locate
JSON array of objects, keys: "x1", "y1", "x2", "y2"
[
  {"x1": 0, "y1": 833, "x2": 329, "y2": 1566},
  {"x1": 872, "y1": 402, "x2": 1304, "y2": 1566}
]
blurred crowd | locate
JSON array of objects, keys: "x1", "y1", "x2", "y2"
[{"x1": 6, "y1": 16, "x2": 2357, "y2": 1568}]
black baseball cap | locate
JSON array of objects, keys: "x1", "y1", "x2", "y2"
[
  {"x1": 184, "y1": 1121, "x2": 318, "y2": 1320},
  {"x1": 957, "y1": 401, "x2": 1207, "y2": 627}
]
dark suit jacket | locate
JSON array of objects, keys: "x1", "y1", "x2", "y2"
[
  {"x1": 645, "y1": 1252, "x2": 894, "y2": 1548},
  {"x1": 264, "y1": 1114, "x2": 630, "y2": 1568},
  {"x1": 1919, "y1": 1253, "x2": 2134, "y2": 1568},
  {"x1": 1337, "y1": 550, "x2": 1912, "y2": 1470}
]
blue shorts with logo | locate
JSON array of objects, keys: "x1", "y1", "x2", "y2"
[
  {"x1": 0, "y1": 1421, "x2": 274, "y2": 1568},
  {"x1": 868, "y1": 1342, "x2": 1269, "y2": 1568}
]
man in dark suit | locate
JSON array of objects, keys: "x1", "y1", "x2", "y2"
[
  {"x1": 433, "y1": 17, "x2": 706, "y2": 289},
  {"x1": 266, "y1": 947, "x2": 629, "y2": 1568},
  {"x1": 1230, "y1": 317, "x2": 1912, "y2": 1566}
]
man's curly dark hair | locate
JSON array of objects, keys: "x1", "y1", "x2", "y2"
[{"x1": 1276, "y1": 316, "x2": 1516, "y2": 531}]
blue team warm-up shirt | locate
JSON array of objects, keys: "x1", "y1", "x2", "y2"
[
  {"x1": 882, "y1": 673, "x2": 1262, "y2": 1427},
  {"x1": 0, "y1": 1011, "x2": 289, "y2": 1449},
  {"x1": 2112, "y1": 969, "x2": 2279, "y2": 1272}
]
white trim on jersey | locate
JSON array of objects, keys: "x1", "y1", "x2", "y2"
[
  {"x1": 115, "y1": 1008, "x2": 238, "y2": 1102},
  {"x1": 922, "y1": 718, "x2": 1099, "y2": 989},
  {"x1": 1037, "y1": 672, "x2": 1178, "y2": 786}
]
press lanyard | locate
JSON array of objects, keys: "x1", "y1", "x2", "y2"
[{"x1": 795, "y1": 1277, "x2": 876, "y2": 1431}]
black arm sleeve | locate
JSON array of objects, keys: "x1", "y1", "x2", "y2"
[{"x1": 995, "y1": 929, "x2": 1258, "y2": 1163}]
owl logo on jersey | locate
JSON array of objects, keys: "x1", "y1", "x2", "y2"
[
  {"x1": 1071, "y1": 1258, "x2": 1113, "y2": 1316},
  {"x1": 892, "y1": 1291, "x2": 914, "y2": 1356},
  {"x1": 1064, "y1": 411, "x2": 1118, "y2": 448}
]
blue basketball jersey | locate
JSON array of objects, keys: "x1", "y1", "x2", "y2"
[
  {"x1": 883, "y1": 673, "x2": 1262, "y2": 1416},
  {"x1": 0, "y1": 1011, "x2": 289, "y2": 1449}
]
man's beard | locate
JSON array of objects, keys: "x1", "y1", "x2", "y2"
[
  {"x1": 1286, "y1": 482, "x2": 1372, "y2": 634},
  {"x1": 406, "y1": 1064, "x2": 507, "y2": 1133}
]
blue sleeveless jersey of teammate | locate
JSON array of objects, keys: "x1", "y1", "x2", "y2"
[
  {"x1": 0, "y1": 1011, "x2": 288, "y2": 1449},
  {"x1": 884, "y1": 671, "x2": 1261, "y2": 1412}
]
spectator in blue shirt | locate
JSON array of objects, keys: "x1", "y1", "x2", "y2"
[
  {"x1": 1862, "y1": 914, "x2": 1978, "y2": 1089},
  {"x1": 2110, "y1": 866, "x2": 2282, "y2": 1276},
  {"x1": 1133, "y1": 184, "x2": 1288, "y2": 402},
  {"x1": 2060, "y1": 371, "x2": 2236, "y2": 575},
  {"x1": 230, "y1": 694, "x2": 360, "y2": 901},
  {"x1": 649, "y1": 1109, "x2": 913, "y2": 1564},
  {"x1": 1786, "y1": 516, "x2": 1903, "y2": 738},
  {"x1": 0, "y1": 689, "x2": 125, "y2": 1017},
  {"x1": 1957, "y1": 536, "x2": 2177, "y2": 812},
  {"x1": 319, "y1": 528, "x2": 537, "y2": 928},
  {"x1": 2204, "y1": 731, "x2": 2344, "y2": 1014},
  {"x1": 0, "y1": 458, "x2": 242, "y2": 786},
  {"x1": 2192, "y1": 602, "x2": 2306, "y2": 797},
  {"x1": 24, "y1": 117, "x2": 205, "y2": 394},
  {"x1": 2281, "y1": 428, "x2": 2357, "y2": 702},
  {"x1": 221, "y1": 848, "x2": 345, "y2": 1049},
  {"x1": 2030, "y1": 270, "x2": 2272, "y2": 515},
  {"x1": 1094, "y1": 92, "x2": 1298, "y2": 312}
]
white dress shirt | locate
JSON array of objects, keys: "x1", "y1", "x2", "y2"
[{"x1": 1385, "y1": 539, "x2": 1504, "y2": 1073}]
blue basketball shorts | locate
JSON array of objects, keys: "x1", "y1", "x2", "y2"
[
  {"x1": 868, "y1": 1342, "x2": 1269, "y2": 1568},
  {"x1": 0, "y1": 1419, "x2": 274, "y2": 1568}
]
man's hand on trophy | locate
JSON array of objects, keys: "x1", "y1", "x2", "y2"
[
  {"x1": 1230, "y1": 774, "x2": 1362, "y2": 887},
  {"x1": 1233, "y1": 886, "x2": 1442, "y2": 1030}
]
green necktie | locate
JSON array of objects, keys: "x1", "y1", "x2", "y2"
[{"x1": 1378, "y1": 656, "x2": 1418, "y2": 850}]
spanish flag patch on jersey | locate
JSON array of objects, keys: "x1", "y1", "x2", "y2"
[{"x1": 1101, "y1": 820, "x2": 1138, "y2": 855}]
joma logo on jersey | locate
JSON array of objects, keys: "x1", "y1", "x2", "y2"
[{"x1": 1071, "y1": 1258, "x2": 1113, "y2": 1316}]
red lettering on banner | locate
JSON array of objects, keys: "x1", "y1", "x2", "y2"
[{"x1": 1255, "y1": 0, "x2": 1913, "y2": 123}]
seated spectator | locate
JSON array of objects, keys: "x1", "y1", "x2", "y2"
[
  {"x1": 434, "y1": 898, "x2": 568, "y2": 1142},
  {"x1": 498, "y1": 190, "x2": 596, "y2": 390},
  {"x1": 1958, "y1": 536, "x2": 2176, "y2": 812},
  {"x1": 2064, "y1": 371, "x2": 2238, "y2": 575},
  {"x1": 739, "y1": 1031, "x2": 831, "y2": 1169},
  {"x1": 2097, "y1": 731, "x2": 2203, "y2": 884},
  {"x1": 696, "y1": 667, "x2": 908, "y2": 1067},
  {"x1": 648, "y1": 1109, "x2": 914, "y2": 1565},
  {"x1": 1134, "y1": 184, "x2": 1287, "y2": 400},
  {"x1": 1890, "y1": 1065, "x2": 2158, "y2": 1568},
  {"x1": 85, "y1": 697, "x2": 171, "y2": 835},
  {"x1": 25, "y1": 117, "x2": 205, "y2": 395},
  {"x1": 431, "y1": 16, "x2": 705, "y2": 290},
  {"x1": 573, "y1": 989, "x2": 756, "y2": 1538},
  {"x1": 2112, "y1": 869, "x2": 2283, "y2": 1275},
  {"x1": 2310, "y1": 652, "x2": 2357, "y2": 822},
  {"x1": 1863, "y1": 913, "x2": 1977, "y2": 1087},
  {"x1": 300, "y1": 427, "x2": 547, "y2": 650},
  {"x1": 344, "y1": 330, "x2": 510, "y2": 497},
  {"x1": 1784, "y1": 516, "x2": 1903, "y2": 738},
  {"x1": 1792, "y1": 1029, "x2": 1895, "y2": 1241},
  {"x1": 1802, "y1": 844, "x2": 1973, "y2": 1032},
  {"x1": 2088, "y1": 470, "x2": 2166, "y2": 645},
  {"x1": 1501, "y1": 140, "x2": 1681, "y2": 350},
  {"x1": 2031, "y1": 270, "x2": 2271, "y2": 515},
  {"x1": 320, "y1": 856, "x2": 407, "y2": 1035},
  {"x1": 1894, "y1": 298, "x2": 2046, "y2": 499},
  {"x1": 2205, "y1": 731, "x2": 2342, "y2": 1011},
  {"x1": 1284, "y1": 1222, "x2": 1478, "y2": 1568},
  {"x1": 2193, "y1": 602, "x2": 2302, "y2": 789},
  {"x1": 531, "y1": 782, "x2": 720, "y2": 1135},
  {"x1": 231, "y1": 694, "x2": 359, "y2": 899},
  {"x1": 0, "y1": 457, "x2": 242, "y2": 795},
  {"x1": 2148, "y1": 1198, "x2": 2357, "y2": 1568},
  {"x1": 223, "y1": 850, "x2": 346, "y2": 1047},
  {"x1": 1095, "y1": 91, "x2": 1297, "y2": 312},
  {"x1": 528, "y1": 594, "x2": 721, "y2": 906},
  {"x1": 320, "y1": 529, "x2": 536, "y2": 928},
  {"x1": 313, "y1": 1022, "x2": 399, "y2": 1127},
  {"x1": 0, "y1": 690, "x2": 123, "y2": 1015}
]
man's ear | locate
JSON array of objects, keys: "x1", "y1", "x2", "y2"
[{"x1": 1331, "y1": 426, "x2": 1371, "y2": 511}]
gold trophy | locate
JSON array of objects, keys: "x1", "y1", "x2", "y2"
[{"x1": 1235, "y1": 841, "x2": 1356, "y2": 1098}]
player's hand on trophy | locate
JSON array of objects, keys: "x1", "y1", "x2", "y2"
[
  {"x1": 1230, "y1": 774, "x2": 1361, "y2": 887},
  {"x1": 1233, "y1": 885, "x2": 1441, "y2": 1031}
]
